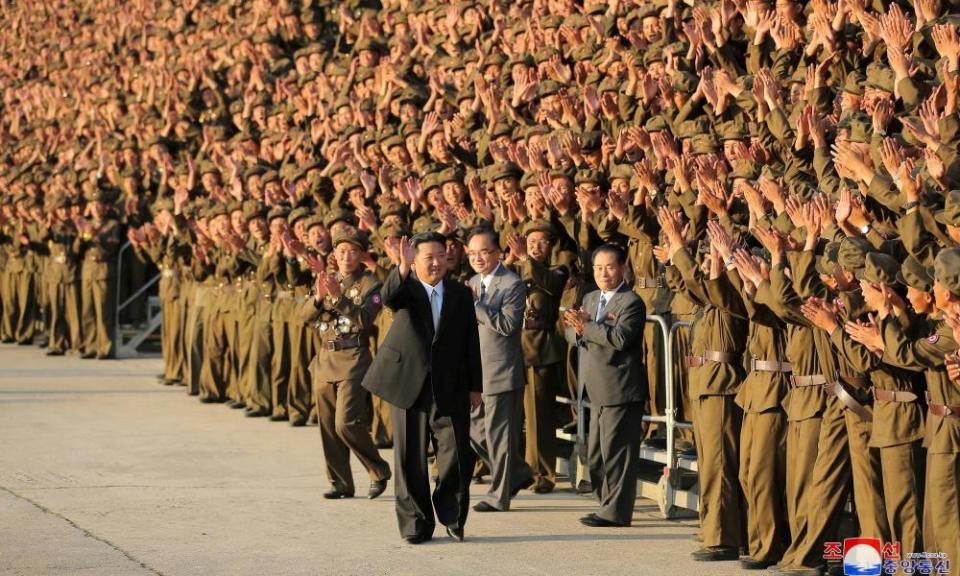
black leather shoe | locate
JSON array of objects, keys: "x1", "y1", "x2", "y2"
[
  {"x1": 96, "y1": 354, "x2": 114, "y2": 360},
  {"x1": 269, "y1": 414, "x2": 289, "y2": 422},
  {"x1": 579, "y1": 513, "x2": 629, "y2": 527},
  {"x1": 510, "y1": 476, "x2": 535, "y2": 497},
  {"x1": 245, "y1": 408, "x2": 270, "y2": 417},
  {"x1": 691, "y1": 546, "x2": 739, "y2": 561},
  {"x1": 562, "y1": 422, "x2": 578, "y2": 434},
  {"x1": 163, "y1": 379, "x2": 181, "y2": 386},
  {"x1": 445, "y1": 526, "x2": 464, "y2": 542},
  {"x1": 740, "y1": 557, "x2": 777, "y2": 570},
  {"x1": 404, "y1": 533, "x2": 432, "y2": 545},
  {"x1": 199, "y1": 396, "x2": 221, "y2": 404},
  {"x1": 46, "y1": 349, "x2": 65, "y2": 356},
  {"x1": 322, "y1": 489, "x2": 353, "y2": 500},
  {"x1": 472, "y1": 501, "x2": 500, "y2": 512},
  {"x1": 374, "y1": 440, "x2": 393, "y2": 449},
  {"x1": 80, "y1": 352, "x2": 96, "y2": 359},
  {"x1": 225, "y1": 400, "x2": 246, "y2": 410},
  {"x1": 532, "y1": 481, "x2": 554, "y2": 494},
  {"x1": 368, "y1": 479, "x2": 388, "y2": 499},
  {"x1": 290, "y1": 419, "x2": 307, "y2": 427},
  {"x1": 642, "y1": 437, "x2": 667, "y2": 450}
]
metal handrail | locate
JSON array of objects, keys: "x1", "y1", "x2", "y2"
[{"x1": 118, "y1": 274, "x2": 161, "y2": 313}]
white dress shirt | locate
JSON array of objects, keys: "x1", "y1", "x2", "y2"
[
  {"x1": 420, "y1": 278, "x2": 444, "y2": 328},
  {"x1": 595, "y1": 281, "x2": 625, "y2": 322},
  {"x1": 477, "y1": 261, "x2": 502, "y2": 302}
]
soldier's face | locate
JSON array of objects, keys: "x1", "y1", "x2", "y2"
[
  {"x1": 415, "y1": 241, "x2": 448, "y2": 286},
  {"x1": 527, "y1": 231, "x2": 552, "y2": 263},
  {"x1": 934, "y1": 281, "x2": 959, "y2": 311},
  {"x1": 249, "y1": 218, "x2": 268, "y2": 241},
  {"x1": 445, "y1": 239, "x2": 463, "y2": 267},
  {"x1": 593, "y1": 251, "x2": 624, "y2": 292},
  {"x1": 642, "y1": 17, "x2": 662, "y2": 43},
  {"x1": 334, "y1": 242, "x2": 362, "y2": 275},
  {"x1": 860, "y1": 281, "x2": 886, "y2": 312},
  {"x1": 907, "y1": 286, "x2": 934, "y2": 315}
]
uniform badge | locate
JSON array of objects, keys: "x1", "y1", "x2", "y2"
[
  {"x1": 606, "y1": 313, "x2": 617, "y2": 321},
  {"x1": 348, "y1": 287, "x2": 360, "y2": 299},
  {"x1": 928, "y1": 334, "x2": 940, "y2": 344},
  {"x1": 319, "y1": 321, "x2": 329, "y2": 332},
  {"x1": 372, "y1": 294, "x2": 381, "y2": 306}
]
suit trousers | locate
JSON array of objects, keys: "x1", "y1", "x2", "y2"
[
  {"x1": 315, "y1": 379, "x2": 390, "y2": 494},
  {"x1": 739, "y1": 408, "x2": 787, "y2": 562},
  {"x1": 923, "y1": 451, "x2": 959, "y2": 567},
  {"x1": 693, "y1": 394, "x2": 743, "y2": 548},
  {"x1": 524, "y1": 363, "x2": 562, "y2": 489},
  {"x1": 470, "y1": 388, "x2": 533, "y2": 510},
  {"x1": 587, "y1": 401, "x2": 644, "y2": 525},
  {"x1": 391, "y1": 382, "x2": 474, "y2": 538}
]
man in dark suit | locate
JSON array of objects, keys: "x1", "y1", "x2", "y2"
[
  {"x1": 563, "y1": 243, "x2": 647, "y2": 527},
  {"x1": 466, "y1": 227, "x2": 534, "y2": 513},
  {"x1": 361, "y1": 232, "x2": 483, "y2": 544}
]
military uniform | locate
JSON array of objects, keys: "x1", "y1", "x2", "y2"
[
  {"x1": 45, "y1": 211, "x2": 82, "y2": 354},
  {"x1": 298, "y1": 229, "x2": 390, "y2": 497},
  {"x1": 78, "y1": 190, "x2": 121, "y2": 359}
]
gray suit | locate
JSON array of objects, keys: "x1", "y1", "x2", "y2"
[
  {"x1": 469, "y1": 263, "x2": 534, "y2": 510},
  {"x1": 567, "y1": 283, "x2": 647, "y2": 525}
]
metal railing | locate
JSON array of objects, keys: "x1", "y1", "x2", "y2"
[
  {"x1": 114, "y1": 240, "x2": 163, "y2": 357},
  {"x1": 557, "y1": 314, "x2": 699, "y2": 518}
]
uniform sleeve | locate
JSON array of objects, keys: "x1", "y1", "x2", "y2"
[{"x1": 881, "y1": 317, "x2": 957, "y2": 370}]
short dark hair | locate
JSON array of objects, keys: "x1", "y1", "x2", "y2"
[
  {"x1": 466, "y1": 226, "x2": 499, "y2": 248},
  {"x1": 592, "y1": 243, "x2": 627, "y2": 265},
  {"x1": 410, "y1": 231, "x2": 446, "y2": 252}
]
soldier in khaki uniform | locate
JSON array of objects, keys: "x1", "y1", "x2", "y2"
[
  {"x1": 6, "y1": 196, "x2": 42, "y2": 345},
  {"x1": 78, "y1": 188, "x2": 121, "y2": 359},
  {"x1": 45, "y1": 197, "x2": 82, "y2": 356},
  {"x1": 509, "y1": 219, "x2": 567, "y2": 494},
  {"x1": 299, "y1": 227, "x2": 391, "y2": 500}
]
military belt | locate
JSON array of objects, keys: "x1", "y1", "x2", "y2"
[
  {"x1": 925, "y1": 392, "x2": 960, "y2": 418},
  {"x1": 750, "y1": 358, "x2": 792, "y2": 373},
  {"x1": 790, "y1": 374, "x2": 827, "y2": 388},
  {"x1": 162, "y1": 268, "x2": 177, "y2": 278},
  {"x1": 825, "y1": 378, "x2": 872, "y2": 422},
  {"x1": 276, "y1": 290, "x2": 295, "y2": 300},
  {"x1": 635, "y1": 277, "x2": 661, "y2": 289},
  {"x1": 686, "y1": 350, "x2": 739, "y2": 368},
  {"x1": 324, "y1": 334, "x2": 363, "y2": 351},
  {"x1": 53, "y1": 255, "x2": 67, "y2": 264},
  {"x1": 872, "y1": 388, "x2": 918, "y2": 403}
]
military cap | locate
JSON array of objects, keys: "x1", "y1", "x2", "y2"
[
  {"x1": 331, "y1": 226, "x2": 368, "y2": 250},
  {"x1": 302, "y1": 215, "x2": 324, "y2": 230},
  {"x1": 935, "y1": 248, "x2": 960, "y2": 294},
  {"x1": 208, "y1": 203, "x2": 228, "y2": 220},
  {"x1": 643, "y1": 50, "x2": 664, "y2": 67},
  {"x1": 523, "y1": 218, "x2": 556, "y2": 238},
  {"x1": 380, "y1": 133, "x2": 405, "y2": 150},
  {"x1": 898, "y1": 255, "x2": 934, "y2": 291},
  {"x1": 378, "y1": 220, "x2": 410, "y2": 239},
  {"x1": 541, "y1": 14, "x2": 564, "y2": 29},
  {"x1": 608, "y1": 164, "x2": 633, "y2": 182},
  {"x1": 437, "y1": 166, "x2": 465, "y2": 186},
  {"x1": 841, "y1": 71, "x2": 866, "y2": 96},
  {"x1": 570, "y1": 43, "x2": 596, "y2": 63},
  {"x1": 422, "y1": 172, "x2": 441, "y2": 192},
  {"x1": 242, "y1": 200, "x2": 266, "y2": 222},
  {"x1": 489, "y1": 162, "x2": 522, "y2": 182},
  {"x1": 397, "y1": 87, "x2": 427, "y2": 106},
  {"x1": 866, "y1": 63, "x2": 895, "y2": 93},
  {"x1": 675, "y1": 118, "x2": 711, "y2": 139},
  {"x1": 598, "y1": 77, "x2": 620, "y2": 94},
  {"x1": 519, "y1": 171, "x2": 541, "y2": 190},
  {"x1": 857, "y1": 252, "x2": 901, "y2": 284},
  {"x1": 323, "y1": 208, "x2": 358, "y2": 229},
  {"x1": 580, "y1": 131, "x2": 602, "y2": 151},
  {"x1": 85, "y1": 187, "x2": 120, "y2": 203},
  {"x1": 490, "y1": 122, "x2": 514, "y2": 139},
  {"x1": 539, "y1": 80, "x2": 563, "y2": 98},
  {"x1": 575, "y1": 169, "x2": 603, "y2": 185},
  {"x1": 288, "y1": 206, "x2": 312, "y2": 227},
  {"x1": 644, "y1": 115, "x2": 671, "y2": 133},
  {"x1": 815, "y1": 241, "x2": 842, "y2": 275},
  {"x1": 354, "y1": 37, "x2": 386, "y2": 53},
  {"x1": 339, "y1": 173, "x2": 363, "y2": 192},
  {"x1": 716, "y1": 120, "x2": 749, "y2": 141},
  {"x1": 837, "y1": 236, "x2": 872, "y2": 272},
  {"x1": 689, "y1": 133, "x2": 719, "y2": 154},
  {"x1": 267, "y1": 206, "x2": 290, "y2": 222},
  {"x1": 935, "y1": 190, "x2": 960, "y2": 227},
  {"x1": 380, "y1": 198, "x2": 409, "y2": 219}
]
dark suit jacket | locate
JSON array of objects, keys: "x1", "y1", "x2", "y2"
[
  {"x1": 362, "y1": 267, "x2": 483, "y2": 415},
  {"x1": 566, "y1": 283, "x2": 647, "y2": 406}
]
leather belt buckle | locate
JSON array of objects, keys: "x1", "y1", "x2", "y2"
[
  {"x1": 685, "y1": 355, "x2": 704, "y2": 368},
  {"x1": 325, "y1": 340, "x2": 337, "y2": 351}
]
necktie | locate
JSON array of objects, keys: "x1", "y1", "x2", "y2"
[
  {"x1": 430, "y1": 288, "x2": 441, "y2": 330},
  {"x1": 479, "y1": 279, "x2": 487, "y2": 302},
  {"x1": 596, "y1": 294, "x2": 607, "y2": 322}
]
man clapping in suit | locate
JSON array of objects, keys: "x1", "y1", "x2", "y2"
[
  {"x1": 466, "y1": 228, "x2": 535, "y2": 513},
  {"x1": 563, "y1": 243, "x2": 647, "y2": 527},
  {"x1": 361, "y1": 232, "x2": 483, "y2": 544}
]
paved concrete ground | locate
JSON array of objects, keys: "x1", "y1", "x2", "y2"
[{"x1": 0, "y1": 344, "x2": 757, "y2": 576}]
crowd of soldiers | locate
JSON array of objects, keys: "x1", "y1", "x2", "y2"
[{"x1": 3, "y1": 0, "x2": 960, "y2": 572}]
